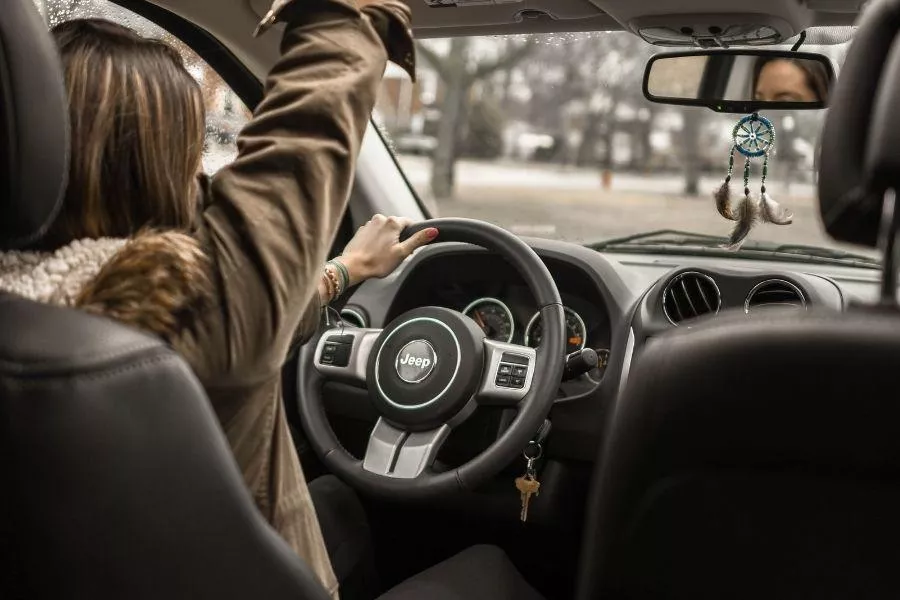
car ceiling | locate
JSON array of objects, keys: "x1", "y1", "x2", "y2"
[{"x1": 139, "y1": 0, "x2": 863, "y2": 80}]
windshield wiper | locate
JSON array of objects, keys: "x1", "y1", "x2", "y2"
[
  {"x1": 768, "y1": 243, "x2": 876, "y2": 262},
  {"x1": 590, "y1": 229, "x2": 881, "y2": 269},
  {"x1": 591, "y1": 229, "x2": 729, "y2": 249}
]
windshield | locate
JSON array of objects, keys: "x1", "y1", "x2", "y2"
[{"x1": 375, "y1": 30, "x2": 875, "y2": 262}]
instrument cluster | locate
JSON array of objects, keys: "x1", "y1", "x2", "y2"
[{"x1": 462, "y1": 297, "x2": 588, "y2": 354}]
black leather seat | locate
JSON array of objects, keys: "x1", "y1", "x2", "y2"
[
  {"x1": 0, "y1": 2, "x2": 541, "y2": 599},
  {"x1": 377, "y1": 544, "x2": 544, "y2": 600},
  {"x1": 576, "y1": 1, "x2": 900, "y2": 598},
  {"x1": 576, "y1": 312, "x2": 900, "y2": 600},
  {"x1": 0, "y1": 6, "x2": 333, "y2": 598}
]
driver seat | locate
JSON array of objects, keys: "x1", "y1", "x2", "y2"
[{"x1": 0, "y1": 2, "x2": 541, "y2": 599}]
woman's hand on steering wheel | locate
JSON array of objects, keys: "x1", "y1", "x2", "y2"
[{"x1": 338, "y1": 215, "x2": 438, "y2": 286}]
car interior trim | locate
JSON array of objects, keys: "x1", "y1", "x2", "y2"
[
  {"x1": 112, "y1": 0, "x2": 264, "y2": 108},
  {"x1": 339, "y1": 307, "x2": 368, "y2": 329},
  {"x1": 314, "y1": 327, "x2": 382, "y2": 383},
  {"x1": 362, "y1": 418, "x2": 451, "y2": 479},
  {"x1": 616, "y1": 328, "x2": 636, "y2": 402},
  {"x1": 743, "y1": 278, "x2": 808, "y2": 313}
]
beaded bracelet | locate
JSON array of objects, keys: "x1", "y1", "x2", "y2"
[{"x1": 327, "y1": 259, "x2": 351, "y2": 294}]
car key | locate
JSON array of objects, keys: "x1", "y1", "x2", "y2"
[
  {"x1": 516, "y1": 473, "x2": 541, "y2": 522},
  {"x1": 515, "y1": 449, "x2": 541, "y2": 522}
]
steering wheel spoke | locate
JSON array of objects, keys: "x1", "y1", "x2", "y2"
[
  {"x1": 362, "y1": 418, "x2": 450, "y2": 479},
  {"x1": 476, "y1": 339, "x2": 537, "y2": 406},
  {"x1": 313, "y1": 326, "x2": 382, "y2": 384}
]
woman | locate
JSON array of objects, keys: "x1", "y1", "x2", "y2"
[
  {"x1": 753, "y1": 56, "x2": 831, "y2": 103},
  {"x1": 0, "y1": 2, "x2": 431, "y2": 598}
]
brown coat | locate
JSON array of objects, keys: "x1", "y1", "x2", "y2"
[{"x1": 73, "y1": 1, "x2": 415, "y2": 597}]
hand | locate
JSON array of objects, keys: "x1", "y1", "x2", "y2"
[{"x1": 337, "y1": 215, "x2": 438, "y2": 286}]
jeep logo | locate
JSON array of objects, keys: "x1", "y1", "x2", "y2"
[
  {"x1": 395, "y1": 340, "x2": 437, "y2": 383},
  {"x1": 399, "y1": 354, "x2": 431, "y2": 369}
]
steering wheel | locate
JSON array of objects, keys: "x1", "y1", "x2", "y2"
[{"x1": 298, "y1": 218, "x2": 566, "y2": 499}]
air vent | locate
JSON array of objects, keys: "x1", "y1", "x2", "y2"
[
  {"x1": 745, "y1": 280, "x2": 806, "y2": 313},
  {"x1": 662, "y1": 272, "x2": 721, "y2": 325}
]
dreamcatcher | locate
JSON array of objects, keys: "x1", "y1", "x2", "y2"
[{"x1": 714, "y1": 113, "x2": 793, "y2": 248}]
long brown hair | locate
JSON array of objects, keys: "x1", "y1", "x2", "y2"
[{"x1": 44, "y1": 19, "x2": 205, "y2": 248}]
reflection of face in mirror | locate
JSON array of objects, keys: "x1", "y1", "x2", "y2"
[
  {"x1": 753, "y1": 58, "x2": 830, "y2": 103},
  {"x1": 645, "y1": 52, "x2": 833, "y2": 107}
]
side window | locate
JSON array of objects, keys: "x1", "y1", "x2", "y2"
[{"x1": 33, "y1": 0, "x2": 250, "y2": 174}]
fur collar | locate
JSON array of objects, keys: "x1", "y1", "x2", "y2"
[
  {"x1": 0, "y1": 231, "x2": 212, "y2": 342},
  {"x1": 0, "y1": 237, "x2": 128, "y2": 305}
]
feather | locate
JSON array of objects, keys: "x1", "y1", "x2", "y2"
[
  {"x1": 759, "y1": 192, "x2": 793, "y2": 225},
  {"x1": 714, "y1": 180, "x2": 736, "y2": 220},
  {"x1": 725, "y1": 195, "x2": 760, "y2": 250}
]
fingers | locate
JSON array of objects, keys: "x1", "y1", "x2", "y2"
[
  {"x1": 367, "y1": 214, "x2": 412, "y2": 233},
  {"x1": 391, "y1": 216, "x2": 413, "y2": 230},
  {"x1": 362, "y1": 214, "x2": 438, "y2": 256},
  {"x1": 398, "y1": 226, "x2": 439, "y2": 256}
]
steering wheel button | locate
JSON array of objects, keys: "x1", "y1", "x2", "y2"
[
  {"x1": 501, "y1": 352, "x2": 529, "y2": 366},
  {"x1": 320, "y1": 340, "x2": 352, "y2": 368},
  {"x1": 512, "y1": 366, "x2": 527, "y2": 377},
  {"x1": 498, "y1": 364, "x2": 512, "y2": 376},
  {"x1": 332, "y1": 344, "x2": 351, "y2": 368},
  {"x1": 511, "y1": 376, "x2": 525, "y2": 388},
  {"x1": 496, "y1": 375, "x2": 511, "y2": 387}
]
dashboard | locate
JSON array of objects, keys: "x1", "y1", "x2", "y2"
[
  {"x1": 380, "y1": 252, "x2": 613, "y2": 386},
  {"x1": 327, "y1": 238, "x2": 874, "y2": 462}
]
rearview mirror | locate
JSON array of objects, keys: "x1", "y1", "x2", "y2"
[{"x1": 643, "y1": 50, "x2": 835, "y2": 113}]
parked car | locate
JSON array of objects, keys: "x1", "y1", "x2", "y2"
[{"x1": 392, "y1": 133, "x2": 438, "y2": 156}]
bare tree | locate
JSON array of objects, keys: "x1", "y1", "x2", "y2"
[
  {"x1": 418, "y1": 36, "x2": 536, "y2": 200},
  {"x1": 518, "y1": 34, "x2": 653, "y2": 169},
  {"x1": 575, "y1": 35, "x2": 651, "y2": 168},
  {"x1": 681, "y1": 107, "x2": 703, "y2": 196}
]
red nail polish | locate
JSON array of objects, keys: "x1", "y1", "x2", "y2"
[{"x1": 426, "y1": 228, "x2": 439, "y2": 240}]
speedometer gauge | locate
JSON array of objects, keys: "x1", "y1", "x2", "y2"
[
  {"x1": 463, "y1": 298, "x2": 515, "y2": 343},
  {"x1": 525, "y1": 307, "x2": 587, "y2": 354}
]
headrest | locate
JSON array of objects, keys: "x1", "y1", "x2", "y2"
[
  {"x1": 818, "y1": 0, "x2": 900, "y2": 247},
  {"x1": 0, "y1": 0, "x2": 68, "y2": 250}
]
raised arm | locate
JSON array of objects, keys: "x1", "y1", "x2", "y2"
[{"x1": 198, "y1": 0, "x2": 414, "y2": 377}]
